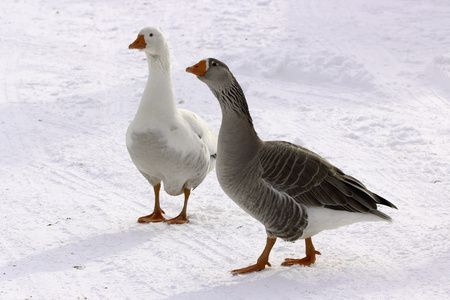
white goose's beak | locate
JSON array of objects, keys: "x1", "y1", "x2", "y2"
[{"x1": 129, "y1": 35, "x2": 146, "y2": 49}]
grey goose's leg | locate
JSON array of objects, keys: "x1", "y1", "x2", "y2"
[
  {"x1": 282, "y1": 237, "x2": 321, "y2": 267},
  {"x1": 232, "y1": 237, "x2": 277, "y2": 275}
]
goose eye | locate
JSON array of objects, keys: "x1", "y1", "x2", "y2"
[
  {"x1": 149, "y1": 33, "x2": 153, "y2": 37},
  {"x1": 212, "y1": 62, "x2": 218, "y2": 66}
]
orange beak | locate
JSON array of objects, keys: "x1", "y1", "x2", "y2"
[
  {"x1": 129, "y1": 35, "x2": 146, "y2": 49},
  {"x1": 186, "y1": 60, "x2": 207, "y2": 76}
]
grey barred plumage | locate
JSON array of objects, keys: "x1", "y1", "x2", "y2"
[
  {"x1": 260, "y1": 141, "x2": 396, "y2": 219},
  {"x1": 213, "y1": 82, "x2": 253, "y2": 124},
  {"x1": 186, "y1": 58, "x2": 397, "y2": 274}
]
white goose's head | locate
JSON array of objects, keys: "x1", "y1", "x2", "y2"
[{"x1": 129, "y1": 26, "x2": 167, "y2": 56}]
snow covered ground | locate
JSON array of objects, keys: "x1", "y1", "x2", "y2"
[{"x1": 1, "y1": 0, "x2": 449, "y2": 299}]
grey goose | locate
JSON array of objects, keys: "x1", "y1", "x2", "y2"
[
  {"x1": 127, "y1": 28, "x2": 217, "y2": 224},
  {"x1": 186, "y1": 58, "x2": 397, "y2": 274}
]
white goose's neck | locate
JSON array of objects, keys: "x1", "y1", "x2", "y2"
[{"x1": 133, "y1": 52, "x2": 177, "y2": 126}]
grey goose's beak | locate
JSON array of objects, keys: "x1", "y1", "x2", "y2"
[{"x1": 186, "y1": 60, "x2": 207, "y2": 76}]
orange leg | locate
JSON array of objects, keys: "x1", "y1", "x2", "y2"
[
  {"x1": 282, "y1": 237, "x2": 321, "y2": 267},
  {"x1": 166, "y1": 188, "x2": 190, "y2": 225},
  {"x1": 138, "y1": 183, "x2": 166, "y2": 223},
  {"x1": 231, "y1": 237, "x2": 277, "y2": 275}
]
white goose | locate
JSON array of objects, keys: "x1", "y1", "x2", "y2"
[
  {"x1": 127, "y1": 27, "x2": 217, "y2": 224},
  {"x1": 186, "y1": 58, "x2": 397, "y2": 274}
]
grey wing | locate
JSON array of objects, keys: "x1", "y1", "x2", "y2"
[{"x1": 259, "y1": 141, "x2": 397, "y2": 219}]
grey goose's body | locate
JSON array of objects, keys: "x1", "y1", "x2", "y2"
[
  {"x1": 186, "y1": 58, "x2": 397, "y2": 274},
  {"x1": 127, "y1": 27, "x2": 217, "y2": 224}
]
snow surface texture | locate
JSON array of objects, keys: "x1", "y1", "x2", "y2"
[{"x1": 1, "y1": 0, "x2": 449, "y2": 299}]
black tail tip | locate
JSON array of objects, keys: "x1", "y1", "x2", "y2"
[{"x1": 379, "y1": 195, "x2": 398, "y2": 210}]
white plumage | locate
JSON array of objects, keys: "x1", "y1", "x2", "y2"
[{"x1": 127, "y1": 27, "x2": 217, "y2": 224}]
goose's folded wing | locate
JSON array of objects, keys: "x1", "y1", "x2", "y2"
[
  {"x1": 179, "y1": 109, "x2": 217, "y2": 158},
  {"x1": 259, "y1": 141, "x2": 396, "y2": 215}
]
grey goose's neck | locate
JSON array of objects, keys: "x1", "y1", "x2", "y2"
[
  {"x1": 213, "y1": 80, "x2": 253, "y2": 125},
  {"x1": 215, "y1": 79, "x2": 261, "y2": 163}
]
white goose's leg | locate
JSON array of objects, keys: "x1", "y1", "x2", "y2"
[
  {"x1": 138, "y1": 183, "x2": 166, "y2": 223},
  {"x1": 166, "y1": 188, "x2": 190, "y2": 224}
]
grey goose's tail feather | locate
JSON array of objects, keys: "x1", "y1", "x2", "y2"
[
  {"x1": 324, "y1": 173, "x2": 397, "y2": 221},
  {"x1": 259, "y1": 141, "x2": 397, "y2": 221}
]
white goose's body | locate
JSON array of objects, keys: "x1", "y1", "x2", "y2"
[
  {"x1": 127, "y1": 109, "x2": 214, "y2": 196},
  {"x1": 127, "y1": 27, "x2": 216, "y2": 224}
]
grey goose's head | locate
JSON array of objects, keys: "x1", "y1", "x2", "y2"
[
  {"x1": 187, "y1": 58, "x2": 252, "y2": 123},
  {"x1": 186, "y1": 58, "x2": 236, "y2": 90}
]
